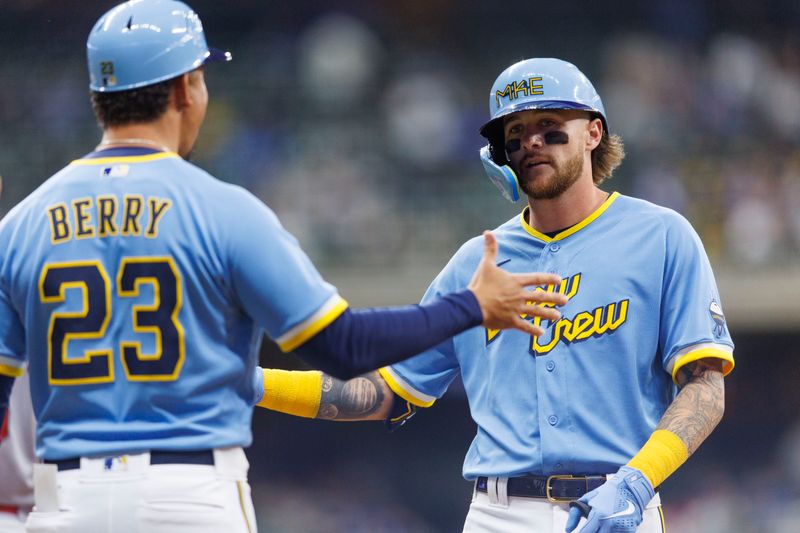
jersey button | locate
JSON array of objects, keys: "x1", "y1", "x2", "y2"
[
  {"x1": 546, "y1": 361, "x2": 555, "y2": 372},
  {"x1": 548, "y1": 415, "x2": 558, "y2": 426},
  {"x1": 554, "y1": 463, "x2": 564, "y2": 471},
  {"x1": 549, "y1": 243, "x2": 560, "y2": 252}
]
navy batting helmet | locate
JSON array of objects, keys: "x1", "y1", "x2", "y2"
[{"x1": 87, "y1": 0, "x2": 231, "y2": 92}]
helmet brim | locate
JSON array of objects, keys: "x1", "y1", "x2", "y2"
[
  {"x1": 205, "y1": 47, "x2": 232, "y2": 63},
  {"x1": 478, "y1": 100, "x2": 604, "y2": 138}
]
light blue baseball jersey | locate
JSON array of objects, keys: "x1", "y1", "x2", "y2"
[
  {"x1": 380, "y1": 192, "x2": 734, "y2": 479},
  {"x1": 0, "y1": 147, "x2": 347, "y2": 460}
]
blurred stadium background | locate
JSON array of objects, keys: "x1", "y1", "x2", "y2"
[{"x1": 1, "y1": 1, "x2": 799, "y2": 531}]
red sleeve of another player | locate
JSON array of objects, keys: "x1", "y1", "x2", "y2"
[
  {"x1": 0, "y1": 408, "x2": 8, "y2": 442},
  {"x1": 0, "y1": 374, "x2": 15, "y2": 442}
]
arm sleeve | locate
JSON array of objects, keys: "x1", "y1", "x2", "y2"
[
  {"x1": 376, "y1": 260, "x2": 473, "y2": 407},
  {"x1": 659, "y1": 214, "x2": 734, "y2": 383},
  {"x1": 294, "y1": 289, "x2": 481, "y2": 380},
  {"x1": 0, "y1": 375, "x2": 13, "y2": 413},
  {"x1": 224, "y1": 190, "x2": 484, "y2": 380}
]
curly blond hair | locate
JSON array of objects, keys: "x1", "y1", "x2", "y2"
[{"x1": 591, "y1": 133, "x2": 625, "y2": 184}]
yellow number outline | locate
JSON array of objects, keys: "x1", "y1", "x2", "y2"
[
  {"x1": 38, "y1": 261, "x2": 114, "y2": 385},
  {"x1": 38, "y1": 257, "x2": 185, "y2": 386},
  {"x1": 117, "y1": 257, "x2": 185, "y2": 382}
]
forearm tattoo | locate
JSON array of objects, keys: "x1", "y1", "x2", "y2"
[
  {"x1": 317, "y1": 373, "x2": 386, "y2": 420},
  {"x1": 657, "y1": 360, "x2": 725, "y2": 455}
]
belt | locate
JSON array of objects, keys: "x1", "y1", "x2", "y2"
[
  {"x1": 476, "y1": 475, "x2": 607, "y2": 502},
  {"x1": 0, "y1": 504, "x2": 19, "y2": 515},
  {"x1": 47, "y1": 449, "x2": 215, "y2": 472}
]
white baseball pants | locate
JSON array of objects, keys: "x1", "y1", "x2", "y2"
[
  {"x1": 463, "y1": 477, "x2": 664, "y2": 533},
  {"x1": 25, "y1": 447, "x2": 256, "y2": 533},
  {"x1": 0, "y1": 510, "x2": 26, "y2": 533}
]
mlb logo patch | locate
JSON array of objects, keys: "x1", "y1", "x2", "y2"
[
  {"x1": 103, "y1": 455, "x2": 129, "y2": 471},
  {"x1": 102, "y1": 165, "x2": 129, "y2": 178}
]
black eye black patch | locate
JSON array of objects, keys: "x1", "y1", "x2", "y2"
[
  {"x1": 505, "y1": 139, "x2": 521, "y2": 153},
  {"x1": 544, "y1": 131, "x2": 569, "y2": 144},
  {"x1": 505, "y1": 131, "x2": 569, "y2": 153}
]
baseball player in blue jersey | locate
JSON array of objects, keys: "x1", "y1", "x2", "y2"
[
  {"x1": 0, "y1": 2, "x2": 568, "y2": 530},
  {"x1": 253, "y1": 58, "x2": 735, "y2": 533}
]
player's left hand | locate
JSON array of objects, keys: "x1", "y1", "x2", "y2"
[
  {"x1": 469, "y1": 231, "x2": 566, "y2": 336},
  {"x1": 564, "y1": 466, "x2": 654, "y2": 533}
]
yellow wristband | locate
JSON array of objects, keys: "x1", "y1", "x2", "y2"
[
  {"x1": 627, "y1": 429, "x2": 689, "y2": 488},
  {"x1": 256, "y1": 369, "x2": 322, "y2": 418}
]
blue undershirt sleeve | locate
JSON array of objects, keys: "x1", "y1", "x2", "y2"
[
  {"x1": 0, "y1": 375, "x2": 13, "y2": 412},
  {"x1": 293, "y1": 289, "x2": 481, "y2": 380}
]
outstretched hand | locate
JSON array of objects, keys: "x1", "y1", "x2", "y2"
[{"x1": 468, "y1": 231, "x2": 567, "y2": 336}]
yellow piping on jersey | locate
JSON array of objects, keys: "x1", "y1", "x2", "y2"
[
  {"x1": 70, "y1": 152, "x2": 179, "y2": 165},
  {"x1": 277, "y1": 295, "x2": 349, "y2": 352},
  {"x1": 0, "y1": 363, "x2": 25, "y2": 378},
  {"x1": 378, "y1": 367, "x2": 435, "y2": 408},
  {"x1": 671, "y1": 347, "x2": 734, "y2": 385},
  {"x1": 520, "y1": 191, "x2": 620, "y2": 242}
]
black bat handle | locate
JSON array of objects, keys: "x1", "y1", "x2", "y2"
[{"x1": 569, "y1": 500, "x2": 591, "y2": 518}]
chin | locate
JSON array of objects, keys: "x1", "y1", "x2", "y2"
[
  {"x1": 522, "y1": 175, "x2": 579, "y2": 200},
  {"x1": 525, "y1": 187, "x2": 565, "y2": 201}
]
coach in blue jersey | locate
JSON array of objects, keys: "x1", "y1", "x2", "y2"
[
  {"x1": 0, "y1": 2, "x2": 567, "y2": 531},
  {"x1": 254, "y1": 58, "x2": 735, "y2": 533}
]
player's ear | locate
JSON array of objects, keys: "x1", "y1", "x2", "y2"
[
  {"x1": 585, "y1": 116, "x2": 603, "y2": 150},
  {"x1": 172, "y1": 73, "x2": 192, "y2": 110}
]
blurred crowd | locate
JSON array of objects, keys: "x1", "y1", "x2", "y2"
[
  {"x1": 665, "y1": 419, "x2": 800, "y2": 533},
  {"x1": 1, "y1": 1, "x2": 799, "y2": 271},
  {"x1": 1, "y1": 1, "x2": 799, "y2": 531}
]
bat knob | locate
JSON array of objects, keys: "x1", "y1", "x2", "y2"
[{"x1": 569, "y1": 500, "x2": 591, "y2": 518}]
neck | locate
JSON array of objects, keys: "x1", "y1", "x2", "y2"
[
  {"x1": 526, "y1": 178, "x2": 609, "y2": 233},
  {"x1": 99, "y1": 123, "x2": 179, "y2": 154}
]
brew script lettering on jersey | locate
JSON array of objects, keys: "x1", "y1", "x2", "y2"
[{"x1": 486, "y1": 273, "x2": 629, "y2": 355}]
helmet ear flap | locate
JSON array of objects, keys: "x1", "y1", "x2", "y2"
[
  {"x1": 479, "y1": 119, "x2": 520, "y2": 203},
  {"x1": 483, "y1": 121, "x2": 509, "y2": 166},
  {"x1": 479, "y1": 146, "x2": 521, "y2": 203},
  {"x1": 488, "y1": 136, "x2": 509, "y2": 166}
]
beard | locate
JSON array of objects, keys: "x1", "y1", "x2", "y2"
[{"x1": 517, "y1": 149, "x2": 584, "y2": 200}]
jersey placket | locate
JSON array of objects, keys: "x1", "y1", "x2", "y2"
[{"x1": 533, "y1": 236, "x2": 573, "y2": 475}]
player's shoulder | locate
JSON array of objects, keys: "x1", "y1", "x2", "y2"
[
  {"x1": 160, "y1": 157, "x2": 243, "y2": 195},
  {"x1": 0, "y1": 164, "x2": 73, "y2": 233},
  {"x1": 613, "y1": 194, "x2": 697, "y2": 234},
  {"x1": 163, "y1": 159, "x2": 280, "y2": 220}
]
